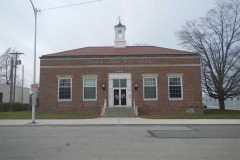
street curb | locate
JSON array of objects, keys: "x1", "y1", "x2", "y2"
[{"x1": 1, "y1": 118, "x2": 240, "y2": 126}]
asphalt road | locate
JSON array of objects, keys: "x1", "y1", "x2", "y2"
[{"x1": 0, "y1": 125, "x2": 239, "y2": 160}]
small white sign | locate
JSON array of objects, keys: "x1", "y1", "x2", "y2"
[{"x1": 31, "y1": 83, "x2": 39, "y2": 92}]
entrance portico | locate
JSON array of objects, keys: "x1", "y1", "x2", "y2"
[{"x1": 108, "y1": 73, "x2": 132, "y2": 107}]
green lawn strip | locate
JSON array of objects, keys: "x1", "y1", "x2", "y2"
[
  {"x1": 36, "y1": 112, "x2": 97, "y2": 119},
  {"x1": 0, "y1": 111, "x2": 97, "y2": 119},
  {"x1": 0, "y1": 109, "x2": 240, "y2": 119},
  {"x1": 143, "y1": 109, "x2": 240, "y2": 119},
  {"x1": 0, "y1": 111, "x2": 32, "y2": 119}
]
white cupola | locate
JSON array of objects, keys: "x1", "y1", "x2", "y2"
[{"x1": 114, "y1": 18, "x2": 126, "y2": 48}]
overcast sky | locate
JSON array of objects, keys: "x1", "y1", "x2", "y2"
[{"x1": 0, "y1": 0, "x2": 216, "y2": 87}]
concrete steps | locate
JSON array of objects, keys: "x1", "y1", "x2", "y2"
[{"x1": 103, "y1": 107, "x2": 136, "y2": 117}]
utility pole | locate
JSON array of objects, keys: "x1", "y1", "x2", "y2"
[
  {"x1": 9, "y1": 57, "x2": 14, "y2": 111},
  {"x1": 22, "y1": 65, "x2": 24, "y2": 104},
  {"x1": 10, "y1": 52, "x2": 23, "y2": 103}
]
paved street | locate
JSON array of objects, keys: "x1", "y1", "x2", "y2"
[{"x1": 0, "y1": 125, "x2": 239, "y2": 160}]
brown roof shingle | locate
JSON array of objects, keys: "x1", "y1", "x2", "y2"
[{"x1": 42, "y1": 46, "x2": 196, "y2": 58}]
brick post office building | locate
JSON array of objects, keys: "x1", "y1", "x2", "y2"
[{"x1": 39, "y1": 22, "x2": 203, "y2": 116}]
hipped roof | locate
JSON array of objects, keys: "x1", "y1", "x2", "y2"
[{"x1": 41, "y1": 46, "x2": 197, "y2": 58}]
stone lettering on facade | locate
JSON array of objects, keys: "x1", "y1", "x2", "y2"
[{"x1": 87, "y1": 59, "x2": 152, "y2": 65}]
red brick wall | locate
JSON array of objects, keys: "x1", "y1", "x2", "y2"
[{"x1": 39, "y1": 57, "x2": 203, "y2": 115}]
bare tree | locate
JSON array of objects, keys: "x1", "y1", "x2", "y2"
[
  {"x1": 0, "y1": 48, "x2": 13, "y2": 84},
  {"x1": 177, "y1": 0, "x2": 240, "y2": 110}
]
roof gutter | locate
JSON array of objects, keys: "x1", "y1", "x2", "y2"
[{"x1": 40, "y1": 54, "x2": 200, "y2": 60}]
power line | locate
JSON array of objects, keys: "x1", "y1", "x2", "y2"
[
  {"x1": 42, "y1": 0, "x2": 102, "y2": 11},
  {"x1": 18, "y1": 68, "x2": 40, "y2": 79}
]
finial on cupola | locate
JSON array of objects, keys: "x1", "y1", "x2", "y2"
[{"x1": 118, "y1": 16, "x2": 122, "y2": 25}]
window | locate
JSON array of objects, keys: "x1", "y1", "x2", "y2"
[
  {"x1": 83, "y1": 78, "x2": 97, "y2": 100},
  {"x1": 143, "y1": 77, "x2": 157, "y2": 100},
  {"x1": 168, "y1": 76, "x2": 183, "y2": 100},
  {"x1": 118, "y1": 30, "x2": 122, "y2": 38},
  {"x1": 113, "y1": 79, "x2": 127, "y2": 88},
  {"x1": 237, "y1": 97, "x2": 240, "y2": 101},
  {"x1": 58, "y1": 78, "x2": 72, "y2": 101}
]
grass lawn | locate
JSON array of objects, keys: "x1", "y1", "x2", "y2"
[
  {"x1": 0, "y1": 109, "x2": 240, "y2": 119},
  {"x1": 143, "y1": 109, "x2": 240, "y2": 119},
  {"x1": 0, "y1": 111, "x2": 97, "y2": 119}
]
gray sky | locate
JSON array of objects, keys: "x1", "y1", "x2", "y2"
[{"x1": 0, "y1": 0, "x2": 216, "y2": 87}]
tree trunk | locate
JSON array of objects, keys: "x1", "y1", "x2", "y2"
[{"x1": 219, "y1": 98, "x2": 225, "y2": 110}]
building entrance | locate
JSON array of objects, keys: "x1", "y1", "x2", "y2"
[
  {"x1": 113, "y1": 79, "x2": 127, "y2": 106},
  {"x1": 108, "y1": 73, "x2": 132, "y2": 107}
]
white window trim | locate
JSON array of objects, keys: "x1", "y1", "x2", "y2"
[
  {"x1": 143, "y1": 76, "x2": 158, "y2": 101},
  {"x1": 82, "y1": 75, "x2": 98, "y2": 78},
  {"x1": 57, "y1": 75, "x2": 73, "y2": 78},
  {"x1": 168, "y1": 75, "x2": 183, "y2": 100},
  {"x1": 83, "y1": 77, "x2": 97, "y2": 101},
  {"x1": 58, "y1": 77, "x2": 72, "y2": 102}
]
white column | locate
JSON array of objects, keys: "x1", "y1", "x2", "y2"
[
  {"x1": 126, "y1": 79, "x2": 132, "y2": 107},
  {"x1": 108, "y1": 78, "x2": 113, "y2": 107}
]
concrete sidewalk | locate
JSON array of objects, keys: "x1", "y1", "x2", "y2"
[{"x1": 0, "y1": 118, "x2": 240, "y2": 126}]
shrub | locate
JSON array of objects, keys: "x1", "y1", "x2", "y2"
[{"x1": 0, "y1": 102, "x2": 29, "y2": 112}]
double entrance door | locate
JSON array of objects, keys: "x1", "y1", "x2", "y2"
[
  {"x1": 113, "y1": 79, "x2": 127, "y2": 106},
  {"x1": 108, "y1": 73, "x2": 132, "y2": 107}
]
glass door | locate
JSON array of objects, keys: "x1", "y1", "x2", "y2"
[
  {"x1": 113, "y1": 89, "x2": 127, "y2": 106},
  {"x1": 114, "y1": 89, "x2": 120, "y2": 106},
  {"x1": 120, "y1": 89, "x2": 126, "y2": 105},
  {"x1": 113, "y1": 79, "x2": 127, "y2": 107}
]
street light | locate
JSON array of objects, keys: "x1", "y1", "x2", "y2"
[{"x1": 29, "y1": 0, "x2": 40, "y2": 124}]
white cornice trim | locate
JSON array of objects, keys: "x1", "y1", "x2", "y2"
[
  {"x1": 41, "y1": 56, "x2": 199, "y2": 61},
  {"x1": 41, "y1": 64, "x2": 200, "y2": 69}
]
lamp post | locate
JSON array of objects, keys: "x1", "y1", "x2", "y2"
[{"x1": 29, "y1": 0, "x2": 40, "y2": 124}]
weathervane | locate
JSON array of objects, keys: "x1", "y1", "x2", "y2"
[{"x1": 118, "y1": 16, "x2": 122, "y2": 24}]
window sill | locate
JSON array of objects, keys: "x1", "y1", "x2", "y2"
[
  {"x1": 58, "y1": 99, "x2": 72, "y2": 102},
  {"x1": 83, "y1": 99, "x2": 97, "y2": 102},
  {"x1": 169, "y1": 98, "x2": 183, "y2": 101},
  {"x1": 144, "y1": 99, "x2": 158, "y2": 101}
]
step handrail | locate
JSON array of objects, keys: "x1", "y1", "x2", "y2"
[{"x1": 101, "y1": 99, "x2": 107, "y2": 116}]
